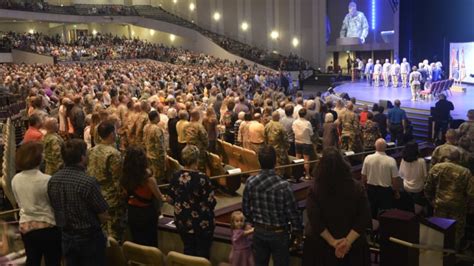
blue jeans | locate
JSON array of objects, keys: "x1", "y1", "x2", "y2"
[
  {"x1": 61, "y1": 229, "x2": 106, "y2": 266},
  {"x1": 253, "y1": 229, "x2": 290, "y2": 266}
]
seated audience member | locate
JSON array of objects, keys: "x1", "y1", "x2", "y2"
[
  {"x1": 167, "y1": 145, "x2": 216, "y2": 259},
  {"x1": 48, "y1": 139, "x2": 109, "y2": 266},
  {"x1": 424, "y1": 150, "x2": 474, "y2": 249},
  {"x1": 243, "y1": 145, "x2": 303, "y2": 266},
  {"x1": 399, "y1": 141, "x2": 428, "y2": 214},
  {"x1": 23, "y1": 114, "x2": 44, "y2": 144},
  {"x1": 12, "y1": 142, "x2": 61, "y2": 266},
  {"x1": 303, "y1": 148, "x2": 371, "y2": 266},
  {"x1": 361, "y1": 138, "x2": 401, "y2": 218},
  {"x1": 121, "y1": 147, "x2": 166, "y2": 247}
]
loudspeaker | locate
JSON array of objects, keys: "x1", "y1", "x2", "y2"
[{"x1": 379, "y1": 100, "x2": 393, "y2": 109}]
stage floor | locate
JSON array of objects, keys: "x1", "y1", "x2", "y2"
[{"x1": 332, "y1": 81, "x2": 473, "y2": 120}]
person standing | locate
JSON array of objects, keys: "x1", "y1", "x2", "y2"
[
  {"x1": 12, "y1": 142, "x2": 61, "y2": 266},
  {"x1": 364, "y1": 59, "x2": 374, "y2": 85},
  {"x1": 130, "y1": 101, "x2": 150, "y2": 147},
  {"x1": 409, "y1": 66, "x2": 422, "y2": 101},
  {"x1": 42, "y1": 117, "x2": 64, "y2": 175},
  {"x1": 167, "y1": 108, "x2": 180, "y2": 161},
  {"x1": 185, "y1": 108, "x2": 209, "y2": 173},
  {"x1": 424, "y1": 150, "x2": 474, "y2": 249},
  {"x1": 433, "y1": 94, "x2": 454, "y2": 143},
  {"x1": 87, "y1": 121, "x2": 125, "y2": 242},
  {"x1": 280, "y1": 104, "x2": 296, "y2": 156},
  {"x1": 339, "y1": 102, "x2": 361, "y2": 152},
  {"x1": 400, "y1": 58, "x2": 411, "y2": 88},
  {"x1": 168, "y1": 145, "x2": 216, "y2": 259},
  {"x1": 23, "y1": 114, "x2": 44, "y2": 144},
  {"x1": 361, "y1": 139, "x2": 401, "y2": 218},
  {"x1": 176, "y1": 110, "x2": 190, "y2": 164},
  {"x1": 247, "y1": 114, "x2": 265, "y2": 154},
  {"x1": 293, "y1": 108, "x2": 314, "y2": 179},
  {"x1": 264, "y1": 111, "x2": 290, "y2": 178},
  {"x1": 242, "y1": 145, "x2": 303, "y2": 266},
  {"x1": 430, "y1": 129, "x2": 462, "y2": 166},
  {"x1": 373, "y1": 106, "x2": 387, "y2": 139},
  {"x1": 303, "y1": 148, "x2": 371, "y2": 266},
  {"x1": 143, "y1": 111, "x2": 167, "y2": 183},
  {"x1": 382, "y1": 59, "x2": 391, "y2": 87},
  {"x1": 121, "y1": 147, "x2": 166, "y2": 247},
  {"x1": 373, "y1": 60, "x2": 382, "y2": 87},
  {"x1": 69, "y1": 96, "x2": 86, "y2": 139},
  {"x1": 48, "y1": 139, "x2": 109, "y2": 266},
  {"x1": 457, "y1": 109, "x2": 474, "y2": 153},
  {"x1": 387, "y1": 100, "x2": 407, "y2": 145},
  {"x1": 391, "y1": 59, "x2": 401, "y2": 87}
]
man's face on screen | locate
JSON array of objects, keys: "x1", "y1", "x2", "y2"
[{"x1": 349, "y1": 3, "x2": 357, "y2": 15}]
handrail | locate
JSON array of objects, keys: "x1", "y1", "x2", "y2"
[
  {"x1": 158, "y1": 143, "x2": 420, "y2": 188},
  {"x1": 389, "y1": 237, "x2": 474, "y2": 261}
]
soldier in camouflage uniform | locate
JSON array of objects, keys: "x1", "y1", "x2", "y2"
[
  {"x1": 431, "y1": 129, "x2": 463, "y2": 166},
  {"x1": 264, "y1": 111, "x2": 290, "y2": 178},
  {"x1": 42, "y1": 117, "x2": 64, "y2": 175},
  {"x1": 424, "y1": 149, "x2": 474, "y2": 249},
  {"x1": 93, "y1": 110, "x2": 109, "y2": 146},
  {"x1": 457, "y1": 109, "x2": 474, "y2": 153},
  {"x1": 362, "y1": 113, "x2": 381, "y2": 150},
  {"x1": 339, "y1": 102, "x2": 361, "y2": 152},
  {"x1": 185, "y1": 108, "x2": 209, "y2": 173},
  {"x1": 143, "y1": 111, "x2": 167, "y2": 183},
  {"x1": 130, "y1": 101, "x2": 150, "y2": 148},
  {"x1": 87, "y1": 120, "x2": 125, "y2": 242}
]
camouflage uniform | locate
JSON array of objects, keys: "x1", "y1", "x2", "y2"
[
  {"x1": 431, "y1": 143, "x2": 463, "y2": 166},
  {"x1": 264, "y1": 120, "x2": 290, "y2": 177},
  {"x1": 424, "y1": 162, "x2": 474, "y2": 248},
  {"x1": 339, "y1": 110, "x2": 361, "y2": 152},
  {"x1": 362, "y1": 120, "x2": 380, "y2": 150},
  {"x1": 87, "y1": 143, "x2": 125, "y2": 241},
  {"x1": 130, "y1": 112, "x2": 149, "y2": 148},
  {"x1": 42, "y1": 132, "x2": 64, "y2": 175},
  {"x1": 457, "y1": 121, "x2": 474, "y2": 153},
  {"x1": 93, "y1": 124, "x2": 102, "y2": 146},
  {"x1": 143, "y1": 123, "x2": 167, "y2": 183},
  {"x1": 185, "y1": 121, "x2": 209, "y2": 172}
]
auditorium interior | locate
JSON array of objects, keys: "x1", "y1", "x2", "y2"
[{"x1": 0, "y1": 0, "x2": 473, "y2": 265}]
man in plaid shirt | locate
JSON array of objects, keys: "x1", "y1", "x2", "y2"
[{"x1": 243, "y1": 145, "x2": 303, "y2": 266}]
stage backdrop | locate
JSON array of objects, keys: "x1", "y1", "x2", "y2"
[{"x1": 450, "y1": 42, "x2": 474, "y2": 84}]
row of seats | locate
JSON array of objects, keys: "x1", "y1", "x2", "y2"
[
  {"x1": 108, "y1": 238, "x2": 213, "y2": 266},
  {"x1": 420, "y1": 79, "x2": 454, "y2": 99}
]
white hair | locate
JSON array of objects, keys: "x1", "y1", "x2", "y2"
[{"x1": 325, "y1": 113, "x2": 334, "y2": 123}]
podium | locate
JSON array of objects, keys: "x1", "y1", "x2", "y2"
[
  {"x1": 336, "y1": 37, "x2": 362, "y2": 46},
  {"x1": 379, "y1": 210, "x2": 456, "y2": 266}
]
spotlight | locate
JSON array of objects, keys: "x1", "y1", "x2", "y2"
[
  {"x1": 28, "y1": 29, "x2": 34, "y2": 34},
  {"x1": 213, "y1": 12, "x2": 221, "y2": 21},
  {"x1": 189, "y1": 3, "x2": 195, "y2": 11},
  {"x1": 92, "y1": 29, "x2": 98, "y2": 35},
  {"x1": 149, "y1": 29, "x2": 155, "y2": 36},
  {"x1": 173, "y1": 0, "x2": 177, "y2": 3},
  {"x1": 241, "y1": 22, "x2": 249, "y2": 31},
  {"x1": 270, "y1": 30, "x2": 279, "y2": 40},
  {"x1": 169, "y1": 34, "x2": 176, "y2": 42},
  {"x1": 292, "y1": 37, "x2": 299, "y2": 47}
]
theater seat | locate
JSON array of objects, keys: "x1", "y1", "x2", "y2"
[
  {"x1": 166, "y1": 251, "x2": 211, "y2": 266},
  {"x1": 122, "y1": 241, "x2": 165, "y2": 266},
  {"x1": 106, "y1": 237, "x2": 126, "y2": 266}
]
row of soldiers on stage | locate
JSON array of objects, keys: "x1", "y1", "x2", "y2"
[{"x1": 354, "y1": 58, "x2": 444, "y2": 88}]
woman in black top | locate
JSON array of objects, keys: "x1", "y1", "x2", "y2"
[
  {"x1": 168, "y1": 145, "x2": 216, "y2": 259},
  {"x1": 303, "y1": 148, "x2": 371, "y2": 266}
]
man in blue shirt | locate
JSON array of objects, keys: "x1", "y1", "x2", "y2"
[
  {"x1": 243, "y1": 145, "x2": 303, "y2": 266},
  {"x1": 387, "y1": 99, "x2": 407, "y2": 145}
]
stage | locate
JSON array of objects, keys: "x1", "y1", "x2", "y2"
[{"x1": 332, "y1": 81, "x2": 474, "y2": 120}]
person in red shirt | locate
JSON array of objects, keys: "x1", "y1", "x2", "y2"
[
  {"x1": 23, "y1": 114, "x2": 44, "y2": 144},
  {"x1": 359, "y1": 105, "x2": 370, "y2": 128}
]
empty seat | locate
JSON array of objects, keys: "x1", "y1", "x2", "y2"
[
  {"x1": 166, "y1": 251, "x2": 211, "y2": 266},
  {"x1": 106, "y1": 237, "x2": 126, "y2": 266},
  {"x1": 122, "y1": 241, "x2": 165, "y2": 266}
]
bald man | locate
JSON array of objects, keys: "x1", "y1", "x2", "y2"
[{"x1": 362, "y1": 138, "x2": 401, "y2": 218}]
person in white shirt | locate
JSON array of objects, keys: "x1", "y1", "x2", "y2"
[
  {"x1": 400, "y1": 58, "x2": 411, "y2": 88},
  {"x1": 391, "y1": 59, "x2": 401, "y2": 87},
  {"x1": 293, "y1": 97, "x2": 304, "y2": 119},
  {"x1": 361, "y1": 138, "x2": 400, "y2": 218},
  {"x1": 292, "y1": 108, "x2": 314, "y2": 179},
  {"x1": 399, "y1": 141, "x2": 428, "y2": 214},
  {"x1": 382, "y1": 59, "x2": 391, "y2": 87},
  {"x1": 11, "y1": 142, "x2": 61, "y2": 265},
  {"x1": 373, "y1": 60, "x2": 382, "y2": 87},
  {"x1": 409, "y1": 66, "x2": 422, "y2": 101}
]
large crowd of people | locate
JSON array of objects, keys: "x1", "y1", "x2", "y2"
[{"x1": 0, "y1": 29, "x2": 473, "y2": 266}]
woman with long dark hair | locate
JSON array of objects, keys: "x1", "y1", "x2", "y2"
[
  {"x1": 399, "y1": 141, "x2": 428, "y2": 214},
  {"x1": 121, "y1": 147, "x2": 166, "y2": 246},
  {"x1": 303, "y1": 148, "x2": 371, "y2": 266}
]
